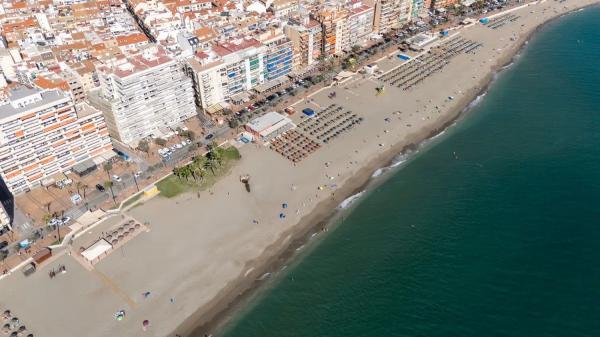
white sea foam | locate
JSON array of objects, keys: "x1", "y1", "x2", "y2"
[
  {"x1": 467, "y1": 92, "x2": 486, "y2": 110},
  {"x1": 371, "y1": 168, "x2": 384, "y2": 178},
  {"x1": 338, "y1": 191, "x2": 365, "y2": 209},
  {"x1": 501, "y1": 61, "x2": 514, "y2": 70},
  {"x1": 371, "y1": 153, "x2": 411, "y2": 178},
  {"x1": 258, "y1": 272, "x2": 271, "y2": 280}
]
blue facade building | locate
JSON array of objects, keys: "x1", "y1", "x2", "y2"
[{"x1": 263, "y1": 34, "x2": 293, "y2": 81}]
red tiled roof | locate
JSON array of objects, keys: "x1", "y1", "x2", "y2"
[{"x1": 116, "y1": 33, "x2": 149, "y2": 46}]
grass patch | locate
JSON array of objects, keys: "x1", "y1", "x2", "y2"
[
  {"x1": 156, "y1": 146, "x2": 241, "y2": 198},
  {"x1": 156, "y1": 175, "x2": 192, "y2": 198},
  {"x1": 222, "y1": 146, "x2": 241, "y2": 160}
]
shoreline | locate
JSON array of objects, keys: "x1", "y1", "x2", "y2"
[{"x1": 177, "y1": 4, "x2": 600, "y2": 335}]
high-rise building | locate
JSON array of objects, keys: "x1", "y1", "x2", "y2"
[
  {"x1": 430, "y1": 0, "x2": 459, "y2": 10},
  {"x1": 0, "y1": 87, "x2": 112, "y2": 194},
  {"x1": 344, "y1": 2, "x2": 375, "y2": 50},
  {"x1": 92, "y1": 46, "x2": 196, "y2": 146},
  {"x1": 0, "y1": 175, "x2": 12, "y2": 233},
  {"x1": 317, "y1": 9, "x2": 349, "y2": 57},
  {"x1": 186, "y1": 38, "x2": 267, "y2": 110},
  {"x1": 259, "y1": 32, "x2": 294, "y2": 81},
  {"x1": 284, "y1": 17, "x2": 323, "y2": 70},
  {"x1": 411, "y1": 0, "x2": 428, "y2": 19},
  {"x1": 367, "y1": 0, "x2": 413, "y2": 33}
]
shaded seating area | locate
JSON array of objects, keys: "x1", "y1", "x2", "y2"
[{"x1": 269, "y1": 130, "x2": 321, "y2": 163}]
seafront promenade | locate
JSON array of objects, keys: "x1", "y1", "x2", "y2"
[{"x1": 0, "y1": 1, "x2": 598, "y2": 336}]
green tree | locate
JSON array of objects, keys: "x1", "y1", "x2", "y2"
[
  {"x1": 173, "y1": 166, "x2": 183, "y2": 180},
  {"x1": 184, "y1": 130, "x2": 196, "y2": 140},
  {"x1": 182, "y1": 165, "x2": 193, "y2": 181},
  {"x1": 42, "y1": 212, "x2": 53, "y2": 225},
  {"x1": 137, "y1": 139, "x2": 150, "y2": 155},
  {"x1": 193, "y1": 165, "x2": 206, "y2": 182},
  {"x1": 210, "y1": 147, "x2": 224, "y2": 167},
  {"x1": 229, "y1": 118, "x2": 240, "y2": 129},
  {"x1": 203, "y1": 157, "x2": 217, "y2": 175},
  {"x1": 154, "y1": 138, "x2": 167, "y2": 147},
  {"x1": 103, "y1": 161, "x2": 112, "y2": 179},
  {"x1": 81, "y1": 183, "x2": 89, "y2": 199},
  {"x1": 104, "y1": 180, "x2": 116, "y2": 205},
  {"x1": 193, "y1": 155, "x2": 207, "y2": 168}
]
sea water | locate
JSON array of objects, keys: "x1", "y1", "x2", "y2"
[{"x1": 215, "y1": 7, "x2": 600, "y2": 337}]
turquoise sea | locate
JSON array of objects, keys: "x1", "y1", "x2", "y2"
[{"x1": 216, "y1": 7, "x2": 600, "y2": 337}]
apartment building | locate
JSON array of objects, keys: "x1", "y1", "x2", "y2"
[
  {"x1": 430, "y1": 0, "x2": 459, "y2": 10},
  {"x1": 367, "y1": 0, "x2": 413, "y2": 33},
  {"x1": 411, "y1": 0, "x2": 430, "y2": 18},
  {"x1": 0, "y1": 87, "x2": 112, "y2": 194},
  {"x1": 284, "y1": 17, "x2": 323, "y2": 70},
  {"x1": 0, "y1": 176, "x2": 12, "y2": 233},
  {"x1": 269, "y1": 0, "x2": 299, "y2": 18},
  {"x1": 344, "y1": 2, "x2": 375, "y2": 50},
  {"x1": 317, "y1": 9, "x2": 348, "y2": 57},
  {"x1": 259, "y1": 32, "x2": 294, "y2": 81},
  {"x1": 92, "y1": 46, "x2": 196, "y2": 146},
  {"x1": 186, "y1": 38, "x2": 267, "y2": 110}
]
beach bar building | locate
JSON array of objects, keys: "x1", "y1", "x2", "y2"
[{"x1": 245, "y1": 112, "x2": 295, "y2": 143}]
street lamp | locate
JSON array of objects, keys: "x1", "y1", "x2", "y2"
[{"x1": 132, "y1": 172, "x2": 140, "y2": 192}]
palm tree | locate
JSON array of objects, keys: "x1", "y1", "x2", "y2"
[
  {"x1": 82, "y1": 184, "x2": 89, "y2": 199},
  {"x1": 103, "y1": 161, "x2": 113, "y2": 179},
  {"x1": 179, "y1": 165, "x2": 192, "y2": 181},
  {"x1": 173, "y1": 166, "x2": 183, "y2": 180},
  {"x1": 209, "y1": 149, "x2": 223, "y2": 167},
  {"x1": 193, "y1": 154, "x2": 207, "y2": 168},
  {"x1": 204, "y1": 157, "x2": 217, "y2": 175},
  {"x1": 104, "y1": 180, "x2": 116, "y2": 205},
  {"x1": 193, "y1": 165, "x2": 206, "y2": 183},
  {"x1": 42, "y1": 212, "x2": 53, "y2": 225}
]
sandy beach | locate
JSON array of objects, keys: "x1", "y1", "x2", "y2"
[{"x1": 0, "y1": 1, "x2": 598, "y2": 336}]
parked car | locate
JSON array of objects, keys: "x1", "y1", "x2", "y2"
[
  {"x1": 205, "y1": 133, "x2": 214, "y2": 140},
  {"x1": 112, "y1": 175, "x2": 122, "y2": 182},
  {"x1": 61, "y1": 216, "x2": 71, "y2": 225},
  {"x1": 96, "y1": 184, "x2": 105, "y2": 192},
  {"x1": 134, "y1": 171, "x2": 142, "y2": 178},
  {"x1": 0, "y1": 241, "x2": 8, "y2": 250}
]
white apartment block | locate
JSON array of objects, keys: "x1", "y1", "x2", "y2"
[
  {"x1": 0, "y1": 87, "x2": 112, "y2": 194},
  {"x1": 186, "y1": 38, "x2": 267, "y2": 110},
  {"x1": 92, "y1": 46, "x2": 196, "y2": 146},
  {"x1": 342, "y1": 2, "x2": 375, "y2": 51}
]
